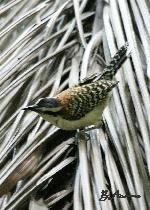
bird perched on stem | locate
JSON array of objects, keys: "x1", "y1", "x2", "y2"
[{"x1": 23, "y1": 43, "x2": 130, "y2": 130}]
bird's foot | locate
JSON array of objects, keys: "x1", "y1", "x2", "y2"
[
  {"x1": 74, "y1": 122, "x2": 104, "y2": 142},
  {"x1": 84, "y1": 126, "x2": 97, "y2": 131},
  {"x1": 75, "y1": 129, "x2": 91, "y2": 141}
]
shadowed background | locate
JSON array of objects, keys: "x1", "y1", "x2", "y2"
[{"x1": 0, "y1": 0, "x2": 149, "y2": 209}]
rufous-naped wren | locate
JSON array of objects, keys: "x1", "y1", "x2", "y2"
[{"x1": 23, "y1": 43, "x2": 130, "y2": 130}]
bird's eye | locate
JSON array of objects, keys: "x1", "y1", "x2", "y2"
[
  {"x1": 35, "y1": 98, "x2": 62, "y2": 111},
  {"x1": 36, "y1": 98, "x2": 53, "y2": 108}
]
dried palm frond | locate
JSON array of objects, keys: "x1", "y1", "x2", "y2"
[{"x1": 0, "y1": 0, "x2": 149, "y2": 210}]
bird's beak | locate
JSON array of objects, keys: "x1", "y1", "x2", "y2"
[{"x1": 22, "y1": 104, "x2": 40, "y2": 112}]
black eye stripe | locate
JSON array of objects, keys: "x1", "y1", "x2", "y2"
[
  {"x1": 42, "y1": 110, "x2": 59, "y2": 116},
  {"x1": 37, "y1": 98, "x2": 60, "y2": 108}
]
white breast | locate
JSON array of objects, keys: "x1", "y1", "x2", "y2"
[{"x1": 41, "y1": 99, "x2": 108, "y2": 130}]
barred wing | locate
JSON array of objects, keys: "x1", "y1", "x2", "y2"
[{"x1": 57, "y1": 80, "x2": 118, "y2": 120}]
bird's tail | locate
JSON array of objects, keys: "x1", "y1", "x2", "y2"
[
  {"x1": 79, "y1": 42, "x2": 130, "y2": 85},
  {"x1": 100, "y1": 42, "x2": 130, "y2": 80}
]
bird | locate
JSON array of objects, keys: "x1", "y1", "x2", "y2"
[{"x1": 23, "y1": 43, "x2": 130, "y2": 130}]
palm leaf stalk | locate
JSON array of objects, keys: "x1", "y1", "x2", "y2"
[{"x1": 0, "y1": 0, "x2": 149, "y2": 210}]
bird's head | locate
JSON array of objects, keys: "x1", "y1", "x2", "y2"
[{"x1": 23, "y1": 98, "x2": 62, "y2": 116}]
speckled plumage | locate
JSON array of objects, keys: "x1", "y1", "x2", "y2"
[
  {"x1": 24, "y1": 42, "x2": 130, "y2": 130},
  {"x1": 56, "y1": 80, "x2": 118, "y2": 120},
  {"x1": 100, "y1": 42, "x2": 129, "y2": 80}
]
